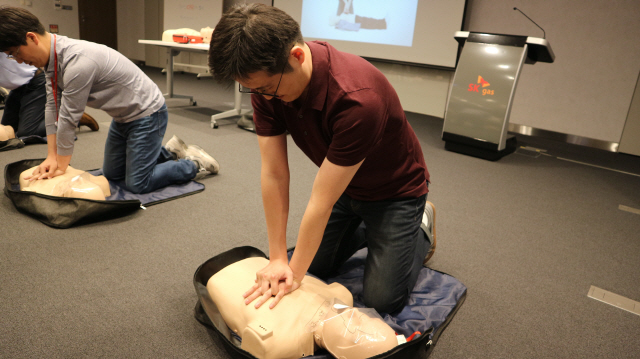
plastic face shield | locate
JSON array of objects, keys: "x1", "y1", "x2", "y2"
[
  {"x1": 305, "y1": 299, "x2": 398, "y2": 359},
  {"x1": 50, "y1": 173, "x2": 106, "y2": 200}
]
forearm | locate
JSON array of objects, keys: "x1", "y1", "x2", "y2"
[
  {"x1": 288, "y1": 198, "x2": 333, "y2": 281},
  {"x1": 289, "y1": 157, "x2": 365, "y2": 281},
  {"x1": 261, "y1": 169, "x2": 290, "y2": 262},
  {"x1": 56, "y1": 154, "x2": 72, "y2": 172},
  {"x1": 46, "y1": 134, "x2": 57, "y2": 158}
]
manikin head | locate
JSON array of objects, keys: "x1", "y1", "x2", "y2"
[{"x1": 307, "y1": 299, "x2": 398, "y2": 359}]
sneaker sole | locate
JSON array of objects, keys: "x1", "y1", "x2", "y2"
[
  {"x1": 187, "y1": 145, "x2": 220, "y2": 174},
  {"x1": 166, "y1": 136, "x2": 188, "y2": 158},
  {"x1": 423, "y1": 201, "x2": 436, "y2": 265}
]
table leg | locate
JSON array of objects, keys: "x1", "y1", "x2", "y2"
[
  {"x1": 210, "y1": 82, "x2": 253, "y2": 128},
  {"x1": 167, "y1": 48, "x2": 174, "y2": 98},
  {"x1": 162, "y1": 49, "x2": 194, "y2": 105}
]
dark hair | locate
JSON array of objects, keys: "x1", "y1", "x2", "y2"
[
  {"x1": 208, "y1": 4, "x2": 304, "y2": 82},
  {"x1": 0, "y1": 6, "x2": 45, "y2": 52}
]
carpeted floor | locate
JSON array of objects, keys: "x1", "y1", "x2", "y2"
[{"x1": 1, "y1": 66, "x2": 639, "y2": 359}]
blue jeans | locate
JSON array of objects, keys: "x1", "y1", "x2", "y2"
[
  {"x1": 102, "y1": 104, "x2": 197, "y2": 194},
  {"x1": 308, "y1": 192, "x2": 430, "y2": 314}
]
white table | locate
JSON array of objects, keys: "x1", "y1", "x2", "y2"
[{"x1": 138, "y1": 40, "x2": 252, "y2": 129}]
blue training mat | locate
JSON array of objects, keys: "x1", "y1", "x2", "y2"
[
  {"x1": 326, "y1": 248, "x2": 467, "y2": 340},
  {"x1": 88, "y1": 169, "x2": 204, "y2": 206}
]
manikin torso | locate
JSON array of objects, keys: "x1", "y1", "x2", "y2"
[
  {"x1": 0, "y1": 125, "x2": 16, "y2": 141},
  {"x1": 20, "y1": 166, "x2": 111, "y2": 201},
  {"x1": 207, "y1": 257, "x2": 398, "y2": 359}
]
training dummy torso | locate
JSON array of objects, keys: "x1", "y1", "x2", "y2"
[
  {"x1": 207, "y1": 257, "x2": 398, "y2": 359},
  {"x1": 20, "y1": 166, "x2": 111, "y2": 201}
]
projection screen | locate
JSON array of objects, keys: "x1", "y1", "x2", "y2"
[{"x1": 272, "y1": 0, "x2": 467, "y2": 68}]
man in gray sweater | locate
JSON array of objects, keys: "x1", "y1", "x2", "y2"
[{"x1": 0, "y1": 6, "x2": 218, "y2": 193}]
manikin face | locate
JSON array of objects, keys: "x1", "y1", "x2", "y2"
[{"x1": 316, "y1": 303, "x2": 398, "y2": 359}]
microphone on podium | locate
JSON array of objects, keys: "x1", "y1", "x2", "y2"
[{"x1": 513, "y1": 7, "x2": 546, "y2": 39}]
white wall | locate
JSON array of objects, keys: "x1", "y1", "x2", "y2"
[
  {"x1": 2, "y1": 0, "x2": 80, "y2": 39},
  {"x1": 117, "y1": 0, "x2": 146, "y2": 61},
  {"x1": 3, "y1": 0, "x2": 146, "y2": 61},
  {"x1": 371, "y1": 61, "x2": 452, "y2": 118},
  {"x1": 163, "y1": 0, "x2": 222, "y2": 31}
]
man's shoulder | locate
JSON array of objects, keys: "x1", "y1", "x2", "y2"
[{"x1": 59, "y1": 37, "x2": 114, "y2": 61}]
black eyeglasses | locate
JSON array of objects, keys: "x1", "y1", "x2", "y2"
[
  {"x1": 238, "y1": 63, "x2": 286, "y2": 98},
  {"x1": 6, "y1": 47, "x2": 21, "y2": 61}
]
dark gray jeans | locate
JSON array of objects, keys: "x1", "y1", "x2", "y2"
[
  {"x1": 1, "y1": 71, "x2": 46, "y2": 138},
  {"x1": 308, "y1": 191, "x2": 430, "y2": 314}
]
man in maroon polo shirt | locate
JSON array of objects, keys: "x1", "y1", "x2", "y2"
[{"x1": 209, "y1": 4, "x2": 436, "y2": 314}]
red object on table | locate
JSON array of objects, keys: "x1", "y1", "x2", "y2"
[{"x1": 172, "y1": 34, "x2": 203, "y2": 44}]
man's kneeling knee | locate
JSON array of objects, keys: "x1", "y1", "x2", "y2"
[{"x1": 363, "y1": 291, "x2": 408, "y2": 314}]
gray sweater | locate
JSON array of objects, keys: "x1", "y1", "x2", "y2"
[{"x1": 45, "y1": 34, "x2": 164, "y2": 156}]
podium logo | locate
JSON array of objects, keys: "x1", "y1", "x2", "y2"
[{"x1": 468, "y1": 76, "x2": 495, "y2": 96}]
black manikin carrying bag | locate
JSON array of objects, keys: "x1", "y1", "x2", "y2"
[
  {"x1": 5, "y1": 159, "x2": 205, "y2": 228},
  {"x1": 4, "y1": 159, "x2": 141, "y2": 228},
  {"x1": 0, "y1": 135, "x2": 48, "y2": 152},
  {"x1": 193, "y1": 246, "x2": 467, "y2": 359}
]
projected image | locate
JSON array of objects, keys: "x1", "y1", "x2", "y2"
[{"x1": 300, "y1": 0, "x2": 419, "y2": 47}]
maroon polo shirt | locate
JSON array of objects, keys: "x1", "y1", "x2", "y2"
[{"x1": 253, "y1": 41, "x2": 429, "y2": 201}]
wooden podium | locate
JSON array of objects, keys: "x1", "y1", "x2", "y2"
[{"x1": 442, "y1": 31, "x2": 555, "y2": 160}]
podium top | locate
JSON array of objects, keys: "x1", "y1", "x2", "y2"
[{"x1": 454, "y1": 31, "x2": 555, "y2": 64}]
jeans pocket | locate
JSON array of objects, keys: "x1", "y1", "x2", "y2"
[{"x1": 156, "y1": 107, "x2": 168, "y2": 137}]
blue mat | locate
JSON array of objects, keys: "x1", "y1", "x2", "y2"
[
  {"x1": 284, "y1": 248, "x2": 467, "y2": 358},
  {"x1": 327, "y1": 248, "x2": 467, "y2": 339},
  {"x1": 88, "y1": 169, "x2": 204, "y2": 206}
]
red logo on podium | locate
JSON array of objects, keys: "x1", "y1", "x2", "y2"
[{"x1": 468, "y1": 76, "x2": 494, "y2": 96}]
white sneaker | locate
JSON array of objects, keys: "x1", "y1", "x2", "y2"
[
  {"x1": 422, "y1": 201, "x2": 436, "y2": 265},
  {"x1": 165, "y1": 135, "x2": 188, "y2": 159},
  {"x1": 185, "y1": 145, "x2": 219, "y2": 180}
]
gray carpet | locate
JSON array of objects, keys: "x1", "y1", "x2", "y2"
[{"x1": 1, "y1": 67, "x2": 639, "y2": 359}]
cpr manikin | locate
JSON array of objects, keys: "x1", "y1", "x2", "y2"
[
  {"x1": 0, "y1": 124, "x2": 16, "y2": 141},
  {"x1": 20, "y1": 166, "x2": 111, "y2": 201},
  {"x1": 207, "y1": 257, "x2": 399, "y2": 359}
]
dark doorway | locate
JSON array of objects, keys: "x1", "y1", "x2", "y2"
[{"x1": 78, "y1": 0, "x2": 118, "y2": 50}]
